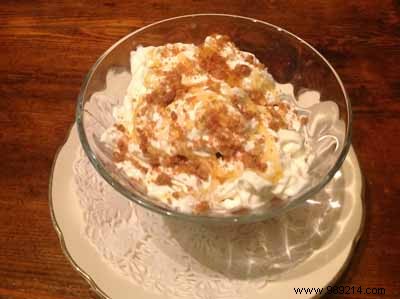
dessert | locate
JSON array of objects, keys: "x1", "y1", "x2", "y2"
[{"x1": 101, "y1": 34, "x2": 314, "y2": 215}]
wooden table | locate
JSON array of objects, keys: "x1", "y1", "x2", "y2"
[{"x1": 1, "y1": 1, "x2": 399, "y2": 298}]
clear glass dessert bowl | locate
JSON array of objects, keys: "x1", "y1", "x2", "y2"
[{"x1": 76, "y1": 14, "x2": 351, "y2": 224}]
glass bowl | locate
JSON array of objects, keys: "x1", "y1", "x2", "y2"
[{"x1": 76, "y1": 14, "x2": 351, "y2": 224}]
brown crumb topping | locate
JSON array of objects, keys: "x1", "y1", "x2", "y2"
[
  {"x1": 129, "y1": 158, "x2": 148, "y2": 174},
  {"x1": 172, "y1": 191, "x2": 181, "y2": 199},
  {"x1": 241, "y1": 152, "x2": 268, "y2": 172},
  {"x1": 198, "y1": 46, "x2": 231, "y2": 81},
  {"x1": 198, "y1": 36, "x2": 253, "y2": 88},
  {"x1": 170, "y1": 111, "x2": 178, "y2": 121},
  {"x1": 144, "y1": 71, "x2": 182, "y2": 106},
  {"x1": 267, "y1": 105, "x2": 288, "y2": 131},
  {"x1": 114, "y1": 124, "x2": 126, "y2": 133},
  {"x1": 165, "y1": 155, "x2": 210, "y2": 180},
  {"x1": 194, "y1": 201, "x2": 210, "y2": 213},
  {"x1": 233, "y1": 64, "x2": 252, "y2": 77},
  {"x1": 154, "y1": 173, "x2": 172, "y2": 186},
  {"x1": 300, "y1": 116, "x2": 309, "y2": 125},
  {"x1": 113, "y1": 136, "x2": 128, "y2": 162},
  {"x1": 112, "y1": 34, "x2": 302, "y2": 196}
]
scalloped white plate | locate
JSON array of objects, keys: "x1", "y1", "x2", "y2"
[{"x1": 50, "y1": 124, "x2": 364, "y2": 299}]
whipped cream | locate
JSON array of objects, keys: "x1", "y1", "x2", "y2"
[{"x1": 101, "y1": 34, "x2": 321, "y2": 215}]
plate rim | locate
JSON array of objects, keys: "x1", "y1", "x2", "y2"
[{"x1": 49, "y1": 122, "x2": 112, "y2": 299}]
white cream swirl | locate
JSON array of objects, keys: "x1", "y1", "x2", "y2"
[{"x1": 101, "y1": 35, "x2": 342, "y2": 215}]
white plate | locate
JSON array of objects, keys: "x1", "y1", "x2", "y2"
[{"x1": 50, "y1": 124, "x2": 364, "y2": 299}]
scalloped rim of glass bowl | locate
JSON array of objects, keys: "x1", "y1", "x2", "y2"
[{"x1": 75, "y1": 13, "x2": 352, "y2": 224}]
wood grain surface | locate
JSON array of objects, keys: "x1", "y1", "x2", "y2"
[{"x1": 0, "y1": 1, "x2": 399, "y2": 298}]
